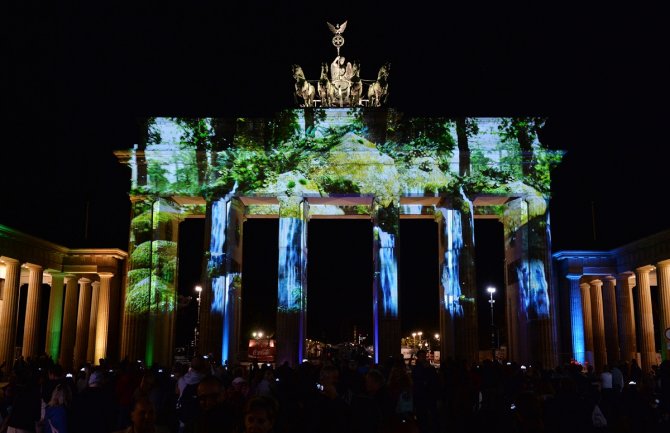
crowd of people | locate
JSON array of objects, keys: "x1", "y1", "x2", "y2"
[{"x1": 0, "y1": 349, "x2": 669, "y2": 433}]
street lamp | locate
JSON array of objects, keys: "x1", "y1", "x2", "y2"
[
  {"x1": 194, "y1": 285, "x2": 202, "y2": 356},
  {"x1": 487, "y1": 286, "x2": 496, "y2": 360},
  {"x1": 412, "y1": 332, "x2": 417, "y2": 348}
]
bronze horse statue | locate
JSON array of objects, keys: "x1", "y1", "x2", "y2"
[
  {"x1": 317, "y1": 63, "x2": 333, "y2": 106},
  {"x1": 292, "y1": 64, "x2": 316, "y2": 107},
  {"x1": 349, "y1": 62, "x2": 363, "y2": 106},
  {"x1": 367, "y1": 62, "x2": 390, "y2": 107}
]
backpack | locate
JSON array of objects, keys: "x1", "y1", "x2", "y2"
[{"x1": 175, "y1": 382, "x2": 199, "y2": 424}]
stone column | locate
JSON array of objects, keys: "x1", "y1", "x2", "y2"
[
  {"x1": 616, "y1": 272, "x2": 637, "y2": 363},
  {"x1": 59, "y1": 275, "x2": 79, "y2": 371},
  {"x1": 567, "y1": 275, "x2": 585, "y2": 363},
  {"x1": 371, "y1": 199, "x2": 401, "y2": 364},
  {"x1": 276, "y1": 198, "x2": 309, "y2": 366},
  {"x1": 589, "y1": 279, "x2": 607, "y2": 371},
  {"x1": 73, "y1": 277, "x2": 92, "y2": 368},
  {"x1": 436, "y1": 205, "x2": 459, "y2": 360},
  {"x1": 22, "y1": 263, "x2": 43, "y2": 358},
  {"x1": 580, "y1": 282, "x2": 594, "y2": 367},
  {"x1": 94, "y1": 273, "x2": 113, "y2": 364},
  {"x1": 0, "y1": 257, "x2": 21, "y2": 370},
  {"x1": 87, "y1": 281, "x2": 100, "y2": 363},
  {"x1": 602, "y1": 276, "x2": 620, "y2": 366},
  {"x1": 45, "y1": 272, "x2": 65, "y2": 361},
  {"x1": 635, "y1": 265, "x2": 657, "y2": 373},
  {"x1": 656, "y1": 260, "x2": 670, "y2": 361}
]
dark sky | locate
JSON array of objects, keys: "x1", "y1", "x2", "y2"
[{"x1": 4, "y1": 3, "x2": 669, "y2": 347}]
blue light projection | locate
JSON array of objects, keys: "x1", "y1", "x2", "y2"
[
  {"x1": 208, "y1": 186, "x2": 239, "y2": 362},
  {"x1": 438, "y1": 207, "x2": 464, "y2": 317},
  {"x1": 376, "y1": 228, "x2": 398, "y2": 316},
  {"x1": 516, "y1": 259, "x2": 550, "y2": 319},
  {"x1": 278, "y1": 217, "x2": 304, "y2": 312},
  {"x1": 569, "y1": 279, "x2": 585, "y2": 363}
]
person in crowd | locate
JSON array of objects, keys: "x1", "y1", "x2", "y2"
[
  {"x1": 113, "y1": 396, "x2": 168, "y2": 433},
  {"x1": 240, "y1": 396, "x2": 278, "y2": 433},
  {"x1": 41, "y1": 384, "x2": 71, "y2": 433},
  {"x1": 175, "y1": 357, "x2": 209, "y2": 433},
  {"x1": 70, "y1": 369, "x2": 117, "y2": 433},
  {"x1": 183, "y1": 375, "x2": 235, "y2": 433},
  {"x1": 3, "y1": 368, "x2": 41, "y2": 433},
  {"x1": 305, "y1": 364, "x2": 350, "y2": 433},
  {"x1": 411, "y1": 349, "x2": 440, "y2": 433},
  {"x1": 350, "y1": 368, "x2": 394, "y2": 433}
]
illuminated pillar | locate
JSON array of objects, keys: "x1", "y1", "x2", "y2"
[
  {"x1": 276, "y1": 199, "x2": 309, "y2": 366},
  {"x1": 94, "y1": 273, "x2": 113, "y2": 364},
  {"x1": 567, "y1": 275, "x2": 585, "y2": 363},
  {"x1": 22, "y1": 263, "x2": 43, "y2": 358},
  {"x1": 204, "y1": 195, "x2": 245, "y2": 365},
  {"x1": 0, "y1": 257, "x2": 20, "y2": 371},
  {"x1": 59, "y1": 274, "x2": 79, "y2": 370},
  {"x1": 122, "y1": 198, "x2": 180, "y2": 367},
  {"x1": 657, "y1": 260, "x2": 670, "y2": 361},
  {"x1": 589, "y1": 279, "x2": 607, "y2": 371},
  {"x1": 455, "y1": 196, "x2": 479, "y2": 365},
  {"x1": 437, "y1": 208, "x2": 455, "y2": 358},
  {"x1": 74, "y1": 277, "x2": 92, "y2": 368},
  {"x1": 45, "y1": 272, "x2": 65, "y2": 360},
  {"x1": 635, "y1": 265, "x2": 656, "y2": 372},
  {"x1": 602, "y1": 276, "x2": 620, "y2": 365},
  {"x1": 616, "y1": 272, "x2": 637, "y2": 363},
  {"x1": 87, "y1": 281, "x2": 100, "y2": 363},
  {"x1": 580, "y1": 282, "x2": 594, "y2": 367},
  {"x1": 503, "y1": 198, "x2": 529, "y2": 363}
]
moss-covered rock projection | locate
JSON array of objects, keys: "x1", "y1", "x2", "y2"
[{"x1": 125, "y1": 111, "x2": 562, "y2": 207}]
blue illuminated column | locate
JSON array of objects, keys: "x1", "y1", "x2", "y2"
[
  {"x1": 372, "y1": 199, "x2": 400, "y2": 364},
  {"x1": 503, "y1": 196, "x2": 557, "y2": 366},
  {"x1": 276, "y1": 199, "x2": 309, "y2": 366},
  {"x1": 203, "y1": 193, "x2": 244, "y2": 365},
  {"x1": 566, "y1": 275, "x2": 585, "y2": 364},
  {"x1": 502, "y1": 198, "x2": 530, "y2": 362},
  {"x1": 436, "y1": 205, "x2": 464, "y2": 359}
]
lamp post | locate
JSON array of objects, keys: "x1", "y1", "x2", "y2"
[
  {"x1": 194, "y1": 285, "x2": 202, "y2": 356},
  {"x1": 487, "y1": 286, "x2": 496, "y2": 361}
]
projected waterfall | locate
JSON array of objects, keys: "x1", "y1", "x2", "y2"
[
  {"x1": 208, "y1": 185, "x2": 239, "y2": 361},
  {"x1": 439, "y1": 208, "x2": 464, "y2": 317},
  {"x1": 376, "y1": 228, "x2": 399, "y2": 316},
  {"x1": 278, "y1": 217, "x2": 304, "y2": 312},
  {"x1": 516, "y1": 259, "x2": 550, "y2": 319}
]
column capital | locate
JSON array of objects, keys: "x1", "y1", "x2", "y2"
[
  {"x1": 64, "y1": 274, "x2": 78, "y2": 282},
  {"x1": 656, "y1": 259, "x2": 670, "y2": 269},
  {"x1": 635, "y1": 265, "x2": 656, "y2": 274},
  {"x1": 603, "y1": 275, "x2": 616, "y2": 283},
  {"x1": 22, "y1": 262, "x2": 43, "y2": 271},
  {"x1": 0, "y1": 256, "x2": 19, "y2": 265},
  {"x1": 78, "y1": 277, "x2": 92, "y2": 285},
  {"x1": 566, "y1": 274, "x2": 583, "y2": 281},
  {"x1": 92, "y1": 281, "x2": 101, "y2": 288},
  {"x1": 589, "y1": 279, "x2": 603, "y2": 288},
  {"x1": 580, "y1": 282, "x2": 591, "y2": 290},
  {"x1": 98, "y1": 272, "x2": 114, "y2": 279}
]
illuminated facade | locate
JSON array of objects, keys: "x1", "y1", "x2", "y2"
[
  {"x1": 553, "y1": 229, "x2": 670, "y2": 373},
  {"x1": 0, "y1": 224, "x2": 127, "y2": 372},
  {"x1": 114, "y1": 111, "x2": 563, "y2": 367}
]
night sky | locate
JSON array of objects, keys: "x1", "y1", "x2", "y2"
[{"x1": 4, "y1": 3, "x2": 668, "y2": 349}]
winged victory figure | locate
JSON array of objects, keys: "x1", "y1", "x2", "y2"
[{"x1": 327, "y1": 21, "x2": 347, "y2": 35}]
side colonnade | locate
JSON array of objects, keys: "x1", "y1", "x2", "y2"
[
  {"x1": 0, "y1": 224, "x2": 126, "y2": 373},
  {"x1": 554, "y1": 229, "x2": 670, "y2": 373}
]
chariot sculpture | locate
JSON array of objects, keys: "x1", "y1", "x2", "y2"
[{"x1": 292, "y1": 21, "x2": 390, "y2": 108}]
